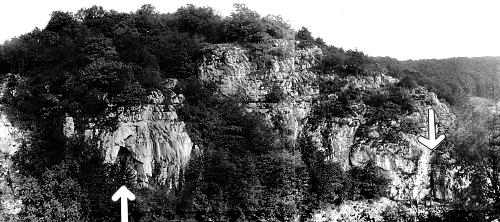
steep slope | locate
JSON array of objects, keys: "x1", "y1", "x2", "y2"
[
  {"x1": 89, "y1": 104, "x2": 194, "y2": 187},
  {"x1": 0, "y1": 4, "x2": 485, "y2": 220},
  {"x1": 0, "y1": 75, "x2": 26, "y2": 218},
  {"x1": 374, "y1": 56, "x2": 500, "y2": 105},
  {"x1": 0, "y1": 40, "x2": 459, "y2": 220},
  {"x1": 60, "y1": 84, "x2": 195, "y2": 187},
  {"x1": 195, "y1": 40, "x2": 456, "y2": 202}
]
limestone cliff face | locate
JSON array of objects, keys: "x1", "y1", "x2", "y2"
[
  {"x1": 0, "y1": 112, "x2": 23, "y2": 216},
  {"x1": 0, "y1": 74, "x2": 26, "y2": 217},
  {"x1": 73, "y1": 39, "x2": 456, "y2": 201},
  {"x1": 198, "y1": 40, "x2": 319, "y2": 102},
  {"x1": 199, "y1": 40, "x2": 320, "y2": 146},
  {"x1": 317, "y1": 87, "x2": 455, "y2": 200},
  {"x1": 85, "y1": 94, "x2": 194, "y2": 187},
  {"x1": 196, "y1": 40, "x2": 456, "y2": 202}
]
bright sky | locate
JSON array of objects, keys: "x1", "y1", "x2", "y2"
[{"x1": 1, "y1": 0, "x2": 499, "y2": 60}]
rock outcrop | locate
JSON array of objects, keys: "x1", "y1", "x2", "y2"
[
  {"x1": 87, "y1": 101, "x2": 194, "y2": 187},
  {"x1": 0, "y1": 39, "x2": 462, "y2": 219},
  {"x1": 0, "y1": 112, "x2": 23, "y2": 216},
  {"x1": 196, "y1": 40, "x2": 456, "y2": 202},
  {"x1": 0, "y1": 74, "x2": 26, "y2": 217},
  {"x1": 199, "y1": 40, "x2": 320, "y2": 145}
]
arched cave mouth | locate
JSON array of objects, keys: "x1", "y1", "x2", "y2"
[{"x1": 117, "y1": 146, "x2": 133, "y2": 168}]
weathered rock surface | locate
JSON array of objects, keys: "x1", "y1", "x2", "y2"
[
  {"x1": 88, "y1": 103, "x2": 194, "y2": 187},
  {"x1": 0, "y1": 39, "x2": 464, "y2": 220},
  {"x1": 0, "y1": 74, "x2": 26, "y2": 217},
  {"x1": 199, "y1": 40, "x2": 320, "y2": 147},
  {"x1": 0, "y1": 112, "x2": 23, "y2": 216},
  {"x1": 199, "y1": 40, "x2": 320, "y2": 102},
  {"x1": 197, "y1": 41, "x2": 457, "y2": 202},
  {"x1": 305, "y1": 85, "x2": 455, "y2": 201}
]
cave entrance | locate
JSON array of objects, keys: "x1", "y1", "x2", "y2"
[{"x1": 117, "y1": 146, "x2": 133, "y2": 169}]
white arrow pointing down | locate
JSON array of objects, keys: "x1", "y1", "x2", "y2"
[
  {"x1": 112, "y1": 186, "x2": 135, "y2": 222},
  {"x1": 418, "y1": 108, "x2": 445, "y2": 149}
]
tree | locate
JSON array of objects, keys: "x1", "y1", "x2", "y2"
[
  {"x1": 262, "y1": 15, "x2": 294, "y2": 40},
  {"x1": 224, "y1": 3, "x2": 269, "y2": 43},
  {"x1": 174, "y1": 4, "x2": 224, "y2": 42},
  {"x1": 266, "y1": 84, "x2": 286, "y2": 103},
  {"x1": 15, "y1": 136, "x2": 134, "y2": 221},
  {"x1": 45, "y1": 11, "x2": 83, "y2": 39},
  {"x1": 347, "y1": 161, "x2": 390, "y2": 200},
  {"x1": 296, "y1": 27, "x2": 315, "y2": 48},
  {"x1": 397, "y1": 75, "x2": 418, "y2": 89}
]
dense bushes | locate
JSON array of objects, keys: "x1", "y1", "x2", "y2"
[
  {"x1": 363, "y1": 88, "x2": 415, "y2": 123},
  {"x1": 266, "y1": 84, "x2": 286, "y2": 103},
  {"x1": 225, "y1": 4, "x2": 293, "y2": 43},
  {"x1": 0, "y1": 3, "x2": 402, "y2": 221},
  {"x1": 299, "y1": 135, "x2": 390, "y2": 212},
  {"x1": 0, "y1": 3, "x2": 301, "y2": 125},
  {"x1": 305, "y1": 35, "x2": 377, "y2": 77},
  {"x1": 432, "y1": 110, "x2": 500, "y2": 219},
  {"x1": 14, "y1": 136, "x2": 133, "y2": 221},
  {"x1": 176, "y1": 79, "x2": 391, "y2": 220},
  {"x1": 296, "y1": 27, "x2": 316, "y2": 49},
  {"x1": 354, "y1": 88, "x2": 416, "y2": 143},
  {"x1": 175, "y1": 79, "x2": 309, "y2": 221},
  {"x1": 311, "y1": 93, "x2": 357, "y2": 119},
  {"x1": 348, "y1": 161, "x2": 390, "y2": 200}
]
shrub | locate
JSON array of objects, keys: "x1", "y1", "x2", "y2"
[
  {"x1": 296, "y1": 27, "x2": 315, "y2": 48},
  {"x1": 397, "y1": 75, "x2": 418, "y2": 89},
  {"x1": 266, "y1": 84, "x2": 286, "y2": 103},
  {"x1": 174, "y1": 4, "x2": 224, "y2": 43},
  {"x1": 15, "y1": 137, "x2": 134, "y2": 221},
  {"x1": 262, "y1": 15, "x2": 295, "y2": 40},
  {"x1": 311, "y1": 88, "x2": 362, "y2": 121},
  {"x1": 224, "y1": 4, "x2": 268, "y2": 43},
  {"x1": 363, "y1": 89, "x2": 415, "y2": 123},
  {"x1": 347, "y1": 161, "x2": 390, "y2": 200},
  {"x1": 318, "y1": 77, "x2": 347, "y2": 95}
]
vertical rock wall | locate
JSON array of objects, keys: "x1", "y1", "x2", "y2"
[
  {"x1": 89, "y1": 104, "x2": 194, "y2": 187},
  {"x1": 0, "y1": 74, "x2": 25, "y2": 217},
  {"x1": 196, "y1": 41, "x2": 457, "y2": 201}
]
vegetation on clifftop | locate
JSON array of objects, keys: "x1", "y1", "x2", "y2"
[
  {"x1": 0, "y1": 4, "x2": 390, "y2": 221},
  {"x1": 2, "y1": 2, "x2": 498, "y2": 221}
]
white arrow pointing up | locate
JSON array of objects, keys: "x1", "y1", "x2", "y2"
[
  {"x1": 418, "y1": 108, "x2": 445, "y2": 149},
  {"x1": 112, "y1": 186, "x2": 135, "y2": 222}
]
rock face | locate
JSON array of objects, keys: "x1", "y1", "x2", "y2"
[
  {"x1": 0, "y1": 112, "x2": 23, "y2": 216},
  {"x1": 88, "y1": 103, "x2": 194, "y2": 187},
  {"x1": 196, "y1": 40, "x2": 456, "y2": 202},
  {"x1": 0, "y1": 39, "x2": 462, "y2": 220},
  {"x1": 199, "y1": 40, "x2": 320, "y2": 101},
  {"x1": 199, "y1": 40, "x2": 320, "y2": 146},
  {"x1": 304, "y1": 83, "x2": 456, "y2": 200},
  {"x1": 45, "y1": 39, "x2": 457, "y2": 204},
  {"x1": 63, "y1": 116, "x2": 75, "y2": 138},
  {"x1": 0, "y1": 74, "x2": 26, "y2": 217},
  {"x1": 346, "y1": 89, "x2": 455, "y2": 200}
]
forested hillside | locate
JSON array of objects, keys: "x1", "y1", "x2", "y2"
[
  {"x1": 374, "y1": 56, "x2": 500, "y2": 105},
  {"x1": 0, "y1": 3, "x2": 499, "y2": 222},
  {"x1": 0, "y1": 4, "x2": 392, "y2": 221}
]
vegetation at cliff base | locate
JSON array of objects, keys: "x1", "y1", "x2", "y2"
[
  {"x1": 2, "y1": 2, "x2": 498, "y2": 222},
  {"x1": 0, "y1": 4, "x2": 392, "y2": 221}
]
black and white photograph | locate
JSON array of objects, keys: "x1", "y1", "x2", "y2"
[{"x1": 0, "y1": 0, "x2": 499, "y2": 221}]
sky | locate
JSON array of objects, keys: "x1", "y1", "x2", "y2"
[{"x1": 0, "y1": 0, "x2": 499, "y2": 60}]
